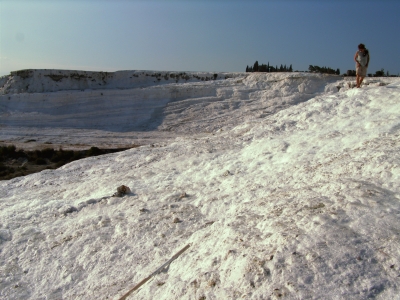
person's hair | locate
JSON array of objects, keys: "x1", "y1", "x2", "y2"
[{"x1": 358, "y1": 43, "x2": 366, "y2": 50}]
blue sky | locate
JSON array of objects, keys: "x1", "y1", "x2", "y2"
[{"x1": 1, "y1": 0, "x2": 399, "y2": 76}]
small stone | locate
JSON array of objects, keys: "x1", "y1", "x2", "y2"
[
  {"x1": 173, "y1": 217, "x2": 181, "y2": 223},
  {"x1": 190, "y1": 279, "x2": 200, "y2": 288},
  {"x1": 223, "y1": 170, "x2": 231, "y2": 176},
  {"x1": 208, "y1": 280, "x2": 216, "y2": 287},
  {"x1": 115, "y1": 185, "x2": 131, "y2": 197}
]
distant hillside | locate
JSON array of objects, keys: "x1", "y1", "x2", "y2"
[{"x1": 0, "y1": 69, "x2": 243, "y2": 95}]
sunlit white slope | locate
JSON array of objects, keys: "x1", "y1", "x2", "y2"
[
  {"x1": 1, "y1": 74, "x2": 400, "y2": 299},
  {"x1": 1, "y1": 71, "x2": 343, "y2": 147}
]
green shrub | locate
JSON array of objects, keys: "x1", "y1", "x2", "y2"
[
  {"x1": 72, "y1": 152, "x2": 83, "y2": 160},
  {"x1": 0, "y1": 145, "x2": 17, "y2": 159},
  {"x1": 86, "y1": 146, "x2": 101, "y2": 156},
  {"x1": 0, "y1": 163, "x2": 14, "y2": 176},
  {"x1": 55, "y1": 161, "x2": 67, "y2": 168},
  {"x1": 40, "y1": 148, "x2": 56, "y2": 160},
  {"x1": 51, "y1": 149, "x2": 74, "y2": 162},
  {"x1": 35, "y1": 158, "x2": 47, "y2": 165},
  {"x1": 32, "y1": 150, "x2": 42, "y2": 159},
  {"x1": 0, "y1": 162, "x2": 7, "y2": 172}
]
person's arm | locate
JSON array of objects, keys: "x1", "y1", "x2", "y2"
[
  {"x1": 354, "y1": 51, "x2": 360, "y2": 65},
  {"x1": 367, "y1": 54, "x2": 370, "y2": 67}
]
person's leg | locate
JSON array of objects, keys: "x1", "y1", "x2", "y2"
[
  {"x1": 358, "y1": 66, "x2": 367, "y2": 88},
  {"x1": 359, "y1": 76, "x2": 365, "y2": 87},
  {"x1": 356, "y1": 65, "x2": 361, "y2": 87}
]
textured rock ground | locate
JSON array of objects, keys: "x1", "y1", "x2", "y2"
[{"x1": 1, "y1": 71, "x2": 400, "y2": 299}]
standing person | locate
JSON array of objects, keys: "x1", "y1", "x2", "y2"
[{"x1": 354, "y1": 43, "x2": 370, "y2": 88}]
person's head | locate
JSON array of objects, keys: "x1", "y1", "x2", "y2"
[{"x1": 358, "y1": 43, "x2": 366, "y2": 51}]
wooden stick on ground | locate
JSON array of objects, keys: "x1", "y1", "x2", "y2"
[{"x1": 118, "y1": 244, "x2": 191, "y2": 300}]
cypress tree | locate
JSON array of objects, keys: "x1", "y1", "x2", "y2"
[{"x1": 253, "y1": 61, "x2": 259, "y2": 72}]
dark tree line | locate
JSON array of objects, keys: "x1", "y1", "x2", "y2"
[
  {"x1": 309, "y1": 65, "x2": 340, "y2": 75},
  {"x1": 246, "y1": 61, "x2": 293, "y2": 73},
  {"x1": 246, "y1": 61, "x2": 341, "y2": 75},
  {"x1": 345, "y1": 68, "x2": 399, "y2": 77},
  {"x1": 372, "y1": 69, "x2": 397, "y2": 77}
]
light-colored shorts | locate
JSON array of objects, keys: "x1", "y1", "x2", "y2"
[{"x1": 356, "y1": 65, "x2": 368, "y2": 77}]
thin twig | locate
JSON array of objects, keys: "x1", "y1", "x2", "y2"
[{"x1": 118, "y1": 244, "x2": 191, "y2": 300}]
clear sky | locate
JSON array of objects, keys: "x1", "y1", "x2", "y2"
[{"x1": 1, "y1": 0, "x2": 399, "y2": 76}]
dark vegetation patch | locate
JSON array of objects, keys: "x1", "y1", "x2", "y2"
[
  {"x1": 0, "y1": 145, "x2": 137, "y2": 180},
  {"x1": 45, "y1": 74, "x2": 68, "y2": 82},
  {"x1": 11, "y1": 69, "x2": 34, "y2": 79}
]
